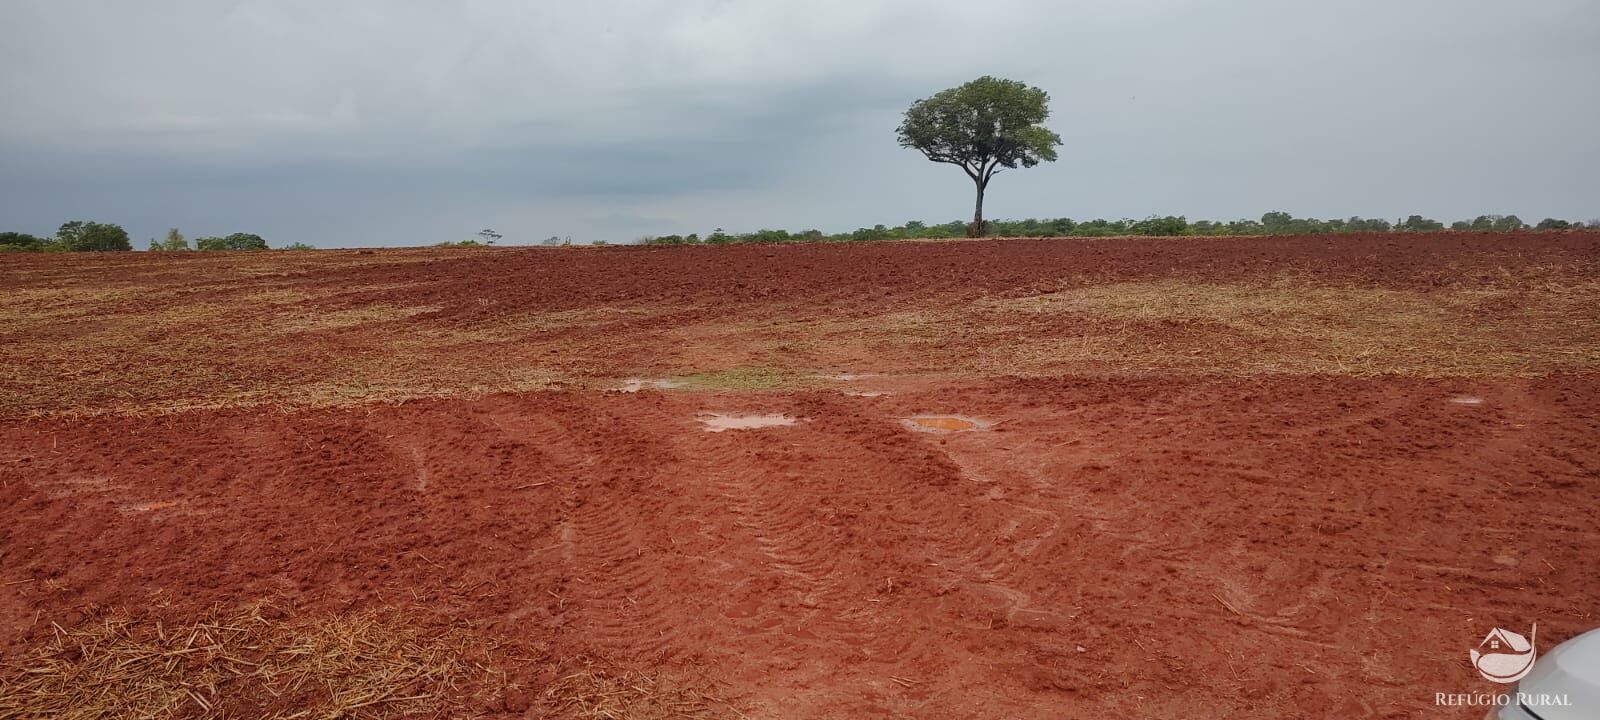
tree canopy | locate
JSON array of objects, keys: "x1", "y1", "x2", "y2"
[
  {"x1": 149, "y1": 228, "x2": 190, "y2": 251},
  {"x1": 195, "y1": 233, "x2": 268, "y2": 251},
  {"x1": 897, "y1": 76, "x2": 1062, "y2": 236},
  {"x1": 0, "y1": 231, "x2": 48, "y2": 251},
  {"x1": 56, "y1": 221, "x2": 132, "y2": 252}
]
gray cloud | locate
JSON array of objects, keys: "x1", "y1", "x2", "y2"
[{"x1": 1, "y1": 0, "x2": 1596, "y2": 247}]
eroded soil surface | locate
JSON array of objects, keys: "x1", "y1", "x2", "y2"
[{"x1": 2, "y1": 233, "x2": 1598, "y2": 718}]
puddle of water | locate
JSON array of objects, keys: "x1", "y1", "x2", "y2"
[
  {"x1": 619, "y1": 378, "x2": 683, "y2": 393},
  {"x1": 1450, "y1": 396, "x2": 1485, "y2": 406},
  {"x1": 903, "y1": 415, "x2": 988, "y2": 432},
  {"x1": 698, "y1": 413, "x2": 798, "y2": 432}
]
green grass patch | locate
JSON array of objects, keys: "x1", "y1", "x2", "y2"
[{"x1": 676, "y1": 366, "x2": 802, "y2": 391}]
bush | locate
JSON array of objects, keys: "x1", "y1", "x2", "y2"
[
  {"x1": 1397, "y1": 215, "x2": 1445, "y2": 232},
  {"x1": 57, "y1": 221, "x2": 132, "y2": 252},
  {"x1": 0, "y1": 231, "x2": 48, "y2": 252},
  {"x1": 281, "y1": 242, "x2": 316, "y2": 250},
  {"x1": 196, "y1": 233, "x2": 268, "y2": 251},
  {"x1": 632, "y1": 211, "x2": 1583, "y2": 247},
  {"x1": 1127, "y1": 215, "x2": 1189, "y2": 236},
  {"x1": 149, "y1": 228, "x2": 189, "y2": 252},
  {"x1": 744, "y1": 229, "x2": 792, "y2": 244}
]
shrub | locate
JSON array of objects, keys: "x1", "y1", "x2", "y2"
[
  {"x1": 1397, "y1": 215, "x2": 1445, "y2": 232},
  {"x1": 149, "y1": 228, "x2": 189, "y2": 251},
  {"x1": 632, "y1": 211, "x2": 1580, "y2": 247},
  {"x1": 0, "y1": 231, "x2": 48, "y2": 252},
  {"x1": 744, "y1": 229, "x2": 792, "y2": 244},
  {"x1": 196, "y1": 233, "x2": 268, "y2": 251},
  {"x1": 1127, "y1": 215, "x2": 1189, "y2": 236},
  {"x1": 57, "y1": 221, "x2": 132, "y2": 252}
]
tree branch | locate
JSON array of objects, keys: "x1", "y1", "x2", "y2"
[{"x1": 979, "y1": 157, "x2": 1005, "y2": 186}]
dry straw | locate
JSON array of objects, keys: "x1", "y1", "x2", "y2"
[{"x1": 0, "y1": 602, "x2": 499, "y2": 719}]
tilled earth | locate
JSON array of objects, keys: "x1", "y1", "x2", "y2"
[{"x1": 2, "y1": 233, "x2": 1598, "y2": 718}]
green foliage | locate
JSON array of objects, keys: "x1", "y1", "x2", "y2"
[
  {"x1": 1127, "y1": 215, "x2": 1189, "y2": 236},
  {"x1": 0, "y1": 231, "x2": 49, "y2": 252},
  {"x1": 644, "y1": 233, "x2": 708, "y2": 245},
  {"x1": 56, "y1": 221, "x2": 132, "y2": 252},
  {"x1": 1536, "y1": 218, "x2": 1572, "y2": 230},
  {"x1": 149, "y1": 228, "x2": 190, "y2": 252},
  {"x1": 281, "y1": 242, "x2": 316, "y2": 250},
  {"x1": 638, "y1": 211, "x2": 1582, "y2": 246},
  {"x1": 747, "y1": 229, "x2": 794, "y2": 243},
  {"x1": 679, "y1": 366, "x2": 795, "y2": 390},
  {"x1": 434, "y1": 239, "x2": 483, "y2": 248},
  {"x1": 230, "y1": 232, "x2": 268, "y2": 250},
  {"x1": 1397, "y1": 215, "x2": 1445, "y2": 232},
  {"x1": 1248, "y1": 212, "x2": 1397, "y2": 235},
  {"x1": 850, "y1": 225, "x2": 895, "y2": 242},
  {"x1": 898, "y1": 77, "x2": 1061, "y2": 173},
  {"x1": 1461, "y1": 214, "x2": 1527, "y2": 232},
  {"x1": 195, "y1": 233, "x2": 268, "y2": 251},
  {"x1": 898, "y1": 76, "x2": 1062, "y2": 233}
]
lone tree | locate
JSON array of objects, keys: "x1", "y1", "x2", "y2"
[{"x1": 897, "y1": 76, "x2": 1062, "y2": 237}]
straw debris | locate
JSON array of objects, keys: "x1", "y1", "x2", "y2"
[{"x1": 0, "y1": 603, "x2": 501, "y2": 719}]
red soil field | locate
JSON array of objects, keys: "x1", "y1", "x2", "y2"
[{"x1": 2, "y1": 232, "x2": 1599, "y2": 718}]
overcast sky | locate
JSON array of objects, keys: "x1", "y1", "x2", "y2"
[{"x1": 1, "y1": 0, "x2": 1596, "y2": 247}]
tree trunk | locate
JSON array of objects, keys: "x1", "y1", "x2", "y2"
[{"x1": 970, "y1": 178, "x2": 989, "y2": 237}]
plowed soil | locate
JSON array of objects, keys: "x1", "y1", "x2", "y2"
[{"x1": 3, "y1": 233, "x2": 1599, "y2": 718}]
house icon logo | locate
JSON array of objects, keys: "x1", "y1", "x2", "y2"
[{"x1": 1470, "y1": 624, "x2": 1537, "y2": 683}]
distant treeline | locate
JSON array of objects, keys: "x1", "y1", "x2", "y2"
[
  {"x1": 0, "y1": 222, "x2": 306, "y2": 252},
  {"x1": 642, "y1": 212, "x2": 1594, "y2": 245}
]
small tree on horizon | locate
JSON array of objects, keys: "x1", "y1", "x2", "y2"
[
  {"x1": 195, "y1": 233, "x2": 268, "y2": 251},
  {"x1": 149, "y1": 227, "x2": 189, "y2": 251},
  {"x1": 897, "y1": 76, "x2": 1062, "y2": 237},
  {"x1": 57, "y1": 220, "x2": 132, "y2": 252}
]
